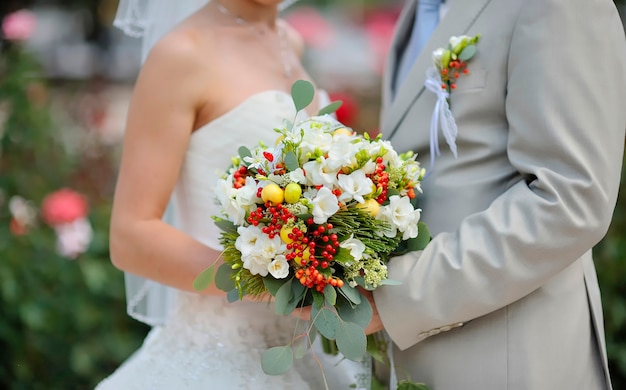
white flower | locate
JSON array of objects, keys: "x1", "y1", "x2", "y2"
[
  {"x1": 216, "y1": 176, "x2": 258, "y2": 225},
  {"x1": 288, "y1": 168, "x2": 307, "y2": 185},
  {"x1": 303, "y1": 157, "x2": 339, "y2": 187},
  {"x1": 235, "y1": 225, "x2": 265, "y2": 257},
  {"x1": 54, "y1": 217, "x2": 93, "y2": 259},
  {"x1": 339, "y1": 235, "x2": 366, "y2": 263},
  {"x1": 268, "y1": 255, "x2": 290, "y2": 279},
  {"x1": 377, "y1": 195, "x2": 421, "y2": 240},
  {"x1": 298, "y1": 125, "x2": 333, "y2": 157},
  {"x1": 337, "y1": 169, "x2": 374, "y2": 204},
  {"x1": 432, "y1": 47, "x2": 446, "y2": 64},
  {"x1": 242, "y1": 253, "x2": 271, "y2": 276},
  {"x1": 311, "y1": 186, "x2": 339, "y2": 224},
  {"x1": 449, "y1": 35, "x2": 469, "y2": 51},
  {"x1": 327, "y1": 137, "x2": 358, "y2": 170}
]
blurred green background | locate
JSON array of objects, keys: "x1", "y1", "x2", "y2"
[{"x1": 1, "y1": 0, "x2": 625, "y2": 389}]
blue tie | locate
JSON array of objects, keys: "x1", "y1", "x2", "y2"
[{"x1": 395, "y1": 0, "x2": 442, "y2": 90}]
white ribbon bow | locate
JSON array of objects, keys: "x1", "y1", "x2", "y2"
[{"x1": 424, "y1": 66, "x2": 459, "y2": 173}]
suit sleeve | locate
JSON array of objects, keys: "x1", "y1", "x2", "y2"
[{"x1": 374, "y1": 0, "x2": 626, "y2": 350}]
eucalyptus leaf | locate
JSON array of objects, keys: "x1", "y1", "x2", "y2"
[
  {"x1": 379, "y1": 279, "x2": 403, "y2": 286},
  {"x1": 226, "y1": 288, "x2": 240, "y2": 303},
  {"x1": 214, "y1": 263, "x2": 236, "y2": 292},
  {"x1": 335, "y1": 321, "x2": 367, "y2": 362},
  {"x1": 213, "y1": 219, "x2": 237, "y2": 233},
  {"x1": 192, "y1": 265, "x2": 214, "y2": 291},
  {"x1": 458, "y1": 45, "x2": 477, "y2": 62},
  {"x1": 338, "y1": 284, "x2": 361, "y2": 305},
  {"x1": 263, "y1": 276, "x2": 285, "y2": 297},
  {"x1": 275, "y1": 278, "x2": 294, "y2": 315},
  {"x1": 312, "y1": 305, "x2": 339, "y2": 339},
  {"x1": 312, "y1": 290, "x2": 324, "y2": 309},
  {"x1": 284, "y1": 151, "x2": 299, "y2": 172},
  {"x1": 238, "y1": 146, "x2": 252, "y2": 165},
  {"x1": 324, "y1": 284, "x2": 337, "y2": 307},
  {"x1": 317, "y1": 100, "x2": 343, "y2": 116},
  {"x1": 366, "y1": 335, "x2": 386, "y2": 363},
  {"x1": 291, "y1": 80, "x2": 315, "y2": 112},
  {"x1": 294, "y1": 342, "x2": 307, "y2": 359},
  {"x1": 336, "y1": 294, "x2": 372, "y2": 329},
  {"x1": 261, "y1": 346, "x2": 294, "y2": 375}
]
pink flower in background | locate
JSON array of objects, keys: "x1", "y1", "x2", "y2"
[
  {"x1": 41, "y1": 188, "x2": 88, "y2": 226},
  {"x1": 285, "y1": 7, "x2": 334, "y2": 49},
  {"x1": 2, "y1": 9, "x2": 36, "y2": 41}
]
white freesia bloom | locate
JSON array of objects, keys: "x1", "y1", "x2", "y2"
[
  {"x1": 242, "y1": 253, "x2": 271, "y2": 276},
  {"x1": 432, "y1": 47, "x2": 445, "y2": 64},
  {"x1": 268, "y1": 255, "x2": 290, "y2": 279},
  {"x1": 377, "y1": 195, "x2": 421, "y2": 240},
  {"x1": 327, "y1": 138, "x2": 358, "y2": 170},
  {"x1": 288, "y1": 168, "x2": 307, "y2": 185},
  {"x1": 339, "y1": 235, "x2": 366, "y2": 263},
  {"x1": 298, "y1": 125, "x2": 333, "y2": 157},
  {"x1": 303, "y1": 157, "x2": 339, "y2": 187},
  {"x1": 215, "y1": 176, "x2": 257, "y2": 225},
  {"x1": 311, "y1": 186, "x2": 339, "y2": 224},
  {"x1": 235, "y1": 225, "x2": 265, "y2": 257},
  {"x1": 337, "y1": 169, "x2": 374, "y2": 204},
  {"x1": 449, "y1": 35, "x2": 469, "y2": 50}
]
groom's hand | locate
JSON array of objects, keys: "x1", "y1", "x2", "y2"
[{"x1": 359, "y1": 288, "x2": 384, "y2": 335}]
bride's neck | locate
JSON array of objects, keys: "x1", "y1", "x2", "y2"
[{"x1": 213, "y1": 0, "x2": 279, "y2": 29}]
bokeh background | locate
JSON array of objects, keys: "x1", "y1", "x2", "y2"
[{"x1": 1, "y1": 0, "x2": 625, "y2": 388}]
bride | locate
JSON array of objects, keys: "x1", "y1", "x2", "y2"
[{"x1": 96, "y1": 0, "x2": 370, "y2": 388}]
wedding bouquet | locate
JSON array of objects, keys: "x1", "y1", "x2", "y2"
[{"x1": 194, "y1": 80, "x2": 430, "y2": 388}]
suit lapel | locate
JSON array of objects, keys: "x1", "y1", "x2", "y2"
[{"x1": 383, "y1": 0, "x2": 494, "y2": 140}]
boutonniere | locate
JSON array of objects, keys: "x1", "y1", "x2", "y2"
[
  {"x1": 424, "y1": 34, "x2": 480, "y2": 173},
  {"x1": 432, "y1": 34, "x2": 481, "y2": 94}
]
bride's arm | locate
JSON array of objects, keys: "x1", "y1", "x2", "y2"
[{"x1": 109, "y1": 30, "x2": 223, "y2": 295}]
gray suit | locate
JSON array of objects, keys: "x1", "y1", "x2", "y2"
[{"x1": 373, "y1": 0, "x2": 626, "y2": 388}]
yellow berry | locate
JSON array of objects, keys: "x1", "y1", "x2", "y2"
[
  {"x1": 333, "y1": 127, "x2": 353, "y2": 136},
  {"x1": 284, "y1": 182, "x2": 302, "y2": 204},
  {"x1": 358, "y1": 199, "x2": 380, "y2": 216},
  {"x1": 280, "y1": 226, "x2": 296, "y2": 244},
  {"x1": 261, "y1": 183, "x2": 284, "y2": 205}
]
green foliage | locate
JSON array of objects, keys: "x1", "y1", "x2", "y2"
[{"x1": 0, "y1": 42, "x2": 148, "y2": 388}]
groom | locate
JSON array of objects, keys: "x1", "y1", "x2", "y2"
[{"x1": 366, "y1": 0, "x2": 626, "y2": 388}]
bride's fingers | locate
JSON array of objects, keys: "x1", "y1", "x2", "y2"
[{"x1": 292, "y1": 305, "x2": 312, "y2": 321}]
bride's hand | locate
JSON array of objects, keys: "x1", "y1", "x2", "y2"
[{"x1": 291, "y1": 305, "x2": 312, "y2": 321}]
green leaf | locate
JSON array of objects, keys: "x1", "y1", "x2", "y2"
[
  {"x1": 312, "y1": 290, "x2": 324, "y2": 309},
  {"x1": 458, "y1": 45, "x2": 477, "y2": 62},
  {"x1": 226, "y1": 288, "x2": 240, "y2": 303},
  {"x1": 379, "y1": 279, "x2": 402, "y2": 286},
  {"x1": 291, "y1": 79, "x2": 315, "y2": 112},
  {"x1": 324, "y1": 284, "x2": 337, "y2": 307},
  {"x1": 263, "y1": 276, "x2": 285, "y2": 297},
  {"x1": 214, "y1": 219, "x2": 237, "y2": 233},
  {"x1": 275, "y1": 278, "x2": 294, "y2": 315},
  {"x1": 215, "y1": 263, "x2": 236, "y2": 292},
  {"x1": 192, "y1": 265, "x2": 214, "y2": 291},
  {"x1": 335, "y1": 321, "x2": 367, "y2": 362},
  {"x1": 317, "y1": 100, "x2": 343, "y2": 116},
  {"x1": 261, "y1": 346, "x2": 294, "y2": 375},
  {"x1": 406, "y1": 222, "x2": 431, "y2": 252},
  {"x1": 312, "y1": 306, "x2": 340, "y2": 339},
  {"x1": 238, "y1": 145, "x2": 252, "y2": 164},
  {"x1": 333, "y1": 247, "x2": 355, "y2": 266},
  {"x1": 338, "y1": 284, "x2": 361, "y2": 305},
  {"x1": 366, "y1": 334, "x2": 386, "y2": 363},
  {"x1": 337, "y1": 294, "x2": 372, "y2": 329},
  {"x1": 284, "y1": 151, "x2": 299, "y2": 172},
  {"x1": 397, "y1": 381, "x2": 431, "y2": 390}
]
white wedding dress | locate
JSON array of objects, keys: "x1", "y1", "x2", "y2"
[{"x1": 96, "y1": 90, "x2": 371, "y2": 390}]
